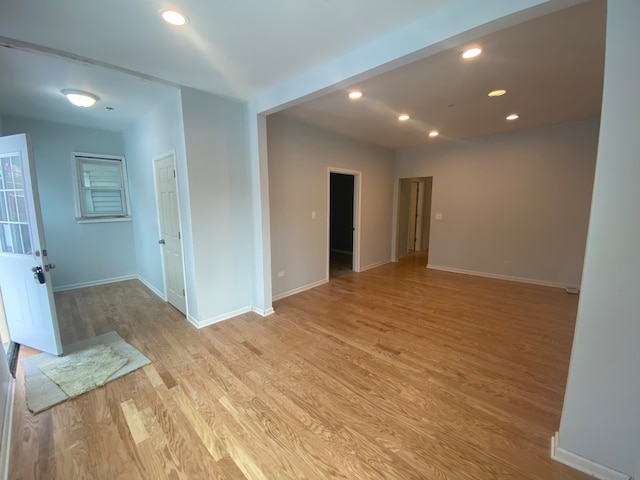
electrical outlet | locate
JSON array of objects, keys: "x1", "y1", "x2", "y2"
[
  {"x1": 311, "y1": 211, "x2": 316, "y2": 220},
  {"x1": 435, "y1": 213, "x2": 443, "y2": 220},
  {"x1": 277, "y1": 271, "x2": 285, "y2": 278}
]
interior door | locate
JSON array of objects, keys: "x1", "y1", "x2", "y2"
[
  {"x1": 154, "y1": 153, "x2": 186, "y2": 314},
  {"x1": 0, "y1": 134, "x2": 62, "y2": 355}
]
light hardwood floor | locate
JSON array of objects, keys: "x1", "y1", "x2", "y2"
[{"x1": 10, "y1": 254, "x2": 590, "y2": 479}]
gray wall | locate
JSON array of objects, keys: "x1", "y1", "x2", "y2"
[
  {"x1": 180, "y1": 88, "x2": 255, "y2": 323},
  {"x1": 124, "y1": 88, "x2": 256, "y2": 325},
  {"x1": 268, "y1": 114, "x2": 395, "y2": 298},
  {"x1": 558, "y1": 2, "x2": 640, "y2": 477},
  {"x1": 2, "y1": 116, "x2": 135, "y2": 290},
  {"x1": 396, "y1": 118, "x2": 598, "y2": 287},
  {"x1": 123, "y1": 91, "x2": 193, "y2": 306}
]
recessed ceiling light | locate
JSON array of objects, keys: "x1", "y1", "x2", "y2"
[
  {"x1": 506, "y1": 113, "x2": 520, "y2": 121},
  {"x1": 348, "y1": 91, "x2": 363, "y2": 100},
  {"x1": 461, "y1": 47, "x2": 482, "y2": 59},
  {"x1": 488, "y1": 89, "x2": 507, "y2": 97},
  {"x1": 61, "y1": 89, "x2": 99, "y2": 108},
  {"x1": 398, "y1": 114, "x2": 410, "y2": 121},
  {"x1": 428, "y1": 130, "x2": 439, "y2": 137},
  {"x1": 160, "y1": 8, "x2": 189, "y2": 26}
]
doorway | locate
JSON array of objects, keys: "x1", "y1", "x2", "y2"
[
  {"x1": 153, "y1": 152, "x2": 186, "y2": 314},
  {"x1": 328, "y1": 168, "x2": 361, "y2": 279},
  {"x1": 397, "y1": 177, "x2": 433, "y2": 264}
]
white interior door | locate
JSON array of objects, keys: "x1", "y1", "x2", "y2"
[
  {"x1": 0, "y1": 134, "x2": 62, "y2": 355},
  {"x1": 154, "y1": 153, "x2": 186, "y2": 314}
]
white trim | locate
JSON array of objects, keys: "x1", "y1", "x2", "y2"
[
  {"x1": 52, "y1": 274, "x2": 138, "y2": 292},
  {"x1": 188, "y1": 306, "x2": 254, "y2": 329},
  {"x1": 137, "y1": 276, "x2": 166, "y2": 301},
  {"x1": 252, "y1": 306, "x2": 275, "y2": 317},
  {"x1": 0, "y1": 377, "x2": 15, "y2": 480},
  {"x1": 273, "y1": 278, "x2": 329, "y2": 301},
  {"x1": 360, "y1": 259, "x2": 392, "y2": 272},
  {"x1": 550, "y1": 433, "x2": 632, "y2": 480},
  {"x1": 75, "y1": 216, "x2": 132, "y2": 224},
  {"x1": 426, "y1": 264, "x2": 580, "y2": 290}
]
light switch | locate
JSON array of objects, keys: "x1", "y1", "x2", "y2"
[
  {"x1": 312, "y1": 211, "x2": 316, "y2": 220},
  {"x1": 435, "y1": 213, "x2": 443, "y2": 220}
]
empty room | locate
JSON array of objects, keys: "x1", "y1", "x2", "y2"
[{"x1": 1, "y1": 0, "x2": 639, "y2": 479}]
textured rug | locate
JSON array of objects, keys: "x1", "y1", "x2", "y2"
[{"x1": 22, "y1": 331, "x2": 151, "y2": 413}]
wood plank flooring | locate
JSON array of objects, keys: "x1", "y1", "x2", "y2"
[{"x1": 9, "y1": 254, "x2": 590, "y2": 479}]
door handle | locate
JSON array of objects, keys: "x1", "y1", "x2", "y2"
[
  {"x1": 44, "y1": 263, "x2": 56, "y2": 271},
  {"x1": 158, "y1": 239, "x2": 166, "y2": 245},
  {"x1": 32, "y1": 266, "x2": 45, "y2": 284}
]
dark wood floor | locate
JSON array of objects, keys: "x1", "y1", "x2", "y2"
[{"x1": 9, "y1": 254, "x2": 589, "y2": 479}]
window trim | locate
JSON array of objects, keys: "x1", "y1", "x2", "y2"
[{"x1": 71, "y1": 152, "x2": 132, "y2": 223}]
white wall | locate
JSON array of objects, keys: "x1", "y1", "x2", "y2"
[
  {"x1": 268, "y1": 115, "x2": 394, "y2": 298},
  {"x1": 395, "y1": 118, "x2": 598, "y2": 287},
  {"x1": 557, "y1": 2, "x2": 640, "y2": 477},
  {"x1": 2, "y1": 116, "x2": 135, "y2": 289},
  {"x1": 180, "y1": 88, "x2": 255, "y2": 324},
  {"x1": 123, "y1": 91, "x2": 195, "y2": 309}
]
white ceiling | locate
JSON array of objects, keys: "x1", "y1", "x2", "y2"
[
  {"x1": 278, "y1": 0, "x2": 606, "y2": 148},
  {"x1": 0, "y1": 0, "x2": 605, "y2": 143}
]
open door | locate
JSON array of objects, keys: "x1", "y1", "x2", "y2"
[
  {"x1": 153, "y1": 152, "x2": 186, "y2": 314},
  {"x1": 0, "y1": 134, "x2": 62, "y2": 355}
]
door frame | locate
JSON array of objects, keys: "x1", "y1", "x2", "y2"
[
  {"x1": 327, "y1": 167, "x2": 361, "y2": 279},
  {"x1": 152, "y1": 150, "x2": 187, "y2": 314}
]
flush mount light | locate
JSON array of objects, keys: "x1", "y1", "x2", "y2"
[
  {"x1": 348, "y1": 90, "x2": 363, "y2": 100},
  {"x1": 506, "y1": 113, "x2": 520, "y2": 121},
  {"x1": 488, "y1": 89, "x2": 507, "y2": 97},
  {"x1": 428, "y1": 130, "x2": 439, "y2": 137},
  {"x1": 398, "y1": 114, "x2": 410, "y2": 121},
  {"x1": 61, "y1": 89, "x2": 99, "y2": 108},
  {"x1": 461, "y1": 47, "x2": 482, "y2": 59},
  {"x1": 160, "y1": 8, "x2": 189, "y2": 26}
]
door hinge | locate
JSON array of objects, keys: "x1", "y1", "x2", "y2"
[
  {"x1": 178, "y1": 231, "x2": 181, "y2": 239},
  {"x1": 182, "y1": 288, "x2": 185, "y2": 296},
  {"x1": 173, "y1": 169, "x2": 176, "y2": 178}
]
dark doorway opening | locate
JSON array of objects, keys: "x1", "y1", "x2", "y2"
[{"x1": 330, "y1": 172, "x2": 354, "y2": 278}]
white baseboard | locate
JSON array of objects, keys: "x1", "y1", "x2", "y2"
[
  {"x1": 550, "y1": 433, "x2": 631, "y2": 480},
  {"x1": 360, "y1": 259, "x2": 392, "y2": 272},
  {"x1": 272, "y1": 278, "x2": 329, "y2": 301},
  {"x1": 252, "y1": 306, "x2": 274, "y2": 317},
  {"x1": 427, "y1": 264, "x2": 580, "y2": 290},
  {"x1": 136, "y1": 276, "x2": 166, "y2": 301},
  {"x1": 187, "y1": 304, "x2": 275, "y2": 329},
  {"x1": 53, "y1": 274, "x2": 138, "y2": 292},
  {"x1": 0, "y1": 377, "x2": 15, "y2": 480},
  {"x1": 188, "y1": 305, "x2": 254, "y2": 329}
]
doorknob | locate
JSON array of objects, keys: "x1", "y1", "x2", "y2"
[{"x1": 158, "y1": 239, "x2": 165, "y2": 245}]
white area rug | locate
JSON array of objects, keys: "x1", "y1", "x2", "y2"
[{"x1": 22, "y1": 331, "x2": 151, "y2": 413}]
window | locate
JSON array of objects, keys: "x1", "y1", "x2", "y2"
[{"x1": 72, "y1": 153, "x2": 131, "y2": 222}]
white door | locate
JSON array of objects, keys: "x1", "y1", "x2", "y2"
[
  {"x1": 154, "y1": 153, "x2": 186, "y2": 314},
  {"x1": 0, "y1": 134, "x2": 62, "y2": 355}
]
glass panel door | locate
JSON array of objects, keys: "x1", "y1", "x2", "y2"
[{"x1": 0, "y1": 153, "x2": 32, "y2": 255}]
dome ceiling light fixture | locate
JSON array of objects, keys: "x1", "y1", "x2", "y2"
[
  {"x1": 61, "y1": 89, "x2": 99, "y2": 108},
  {"x1": 488, "y1": 89, "x2": 507, "y2": 97},
  {"x1": 398, "y1": 114, "x2": 410, "y2": 121},
  {"x1": 160, "y1": 8, "x2": 189, "y2": 26},
  {"x1": 348, "y1": 90, "x2": 363, "y2": 100},
  {"x1": 506, "y1": 113, "x2": 520, "y2": 121},
  {"x1": 428, "y1": 130, "x2": 440, "y2": 137}
]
